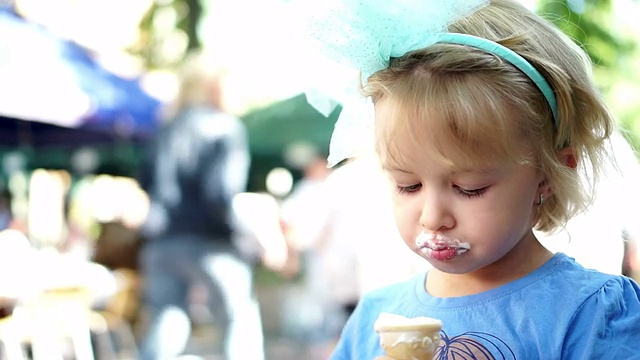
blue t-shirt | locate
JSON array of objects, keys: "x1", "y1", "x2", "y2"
[{"x1": 331, "y1": 253, "x2": 640, "y2": 359}]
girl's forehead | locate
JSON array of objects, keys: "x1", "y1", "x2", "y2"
[
  {"x1": 374, "y1": 99, "x2": 534, "y2": 171},
  {"x1": 378, "y1": 133, "x2": 478, "y2": 173},
  {"x1": 379, "y1": 135, "x2": 529, "y2": 178}
]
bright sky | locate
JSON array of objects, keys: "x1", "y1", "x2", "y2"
[
  {"x1": 198, "y1": 0, "x2": 640, "y2": 115},
  {"x1": 12, "y1": 0, "x2": 639, "y2": 116}
]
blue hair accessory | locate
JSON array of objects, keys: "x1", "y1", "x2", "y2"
[
  {"x1": 434, "y1": 33, "x2": 559, "y2": 126},
  {"x1": 301, "y1": 0, "x2": 558, "y2": 166},
  {"x1": 303, "y1": 0, "x2": 490, "y2": 79}
]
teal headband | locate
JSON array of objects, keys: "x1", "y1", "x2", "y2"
[
  {"x1": 434, "y1": 33, "x2": 559, "y2": 127},
  {"x1": 302, "y1": 0, "x2": 560, "y2": 166}
]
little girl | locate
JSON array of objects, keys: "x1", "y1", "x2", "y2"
[{"x1": 304, "y1": 0, "x2": 640, "y2": 358}]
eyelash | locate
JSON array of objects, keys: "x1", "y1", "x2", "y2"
[
  {"x1": 395, "y1": 184, "x2": 488, "y2": 198},
  {"x1": 396, "y1": 184, "x2": 421, "y2": 194},
  {"x1": 454, "y1": 185, "x2": 488, "y2": 198}
]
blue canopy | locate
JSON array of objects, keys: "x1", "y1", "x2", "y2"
[{"x1": 0, "y1": 7, "x2": 162, "y2": 147}]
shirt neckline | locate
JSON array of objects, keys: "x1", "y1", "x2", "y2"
[{"x1": 414, "y1": 252, "x2": 569, "y2": 309}]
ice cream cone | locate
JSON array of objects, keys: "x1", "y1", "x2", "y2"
[{"x1": 374, "y1": 313, "x2": 442, "y2": 360}]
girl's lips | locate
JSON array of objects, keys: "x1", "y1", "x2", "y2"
[
  {"x1": 425, "y1": 247, "x2": 456, "y2": 261},
  {"x1": 419, "y1": 246, "x2": 467, "y2": 261},
  {"x1": 415, "y1": 232, "x2": 470, "y2": 261}
]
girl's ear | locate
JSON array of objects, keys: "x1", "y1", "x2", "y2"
[
  {"x1": 558, "y1": 147, "x2": 577, "y2": 169},
  {"x1": 536, "y1": 179, "x2": 551, "y2": 201},
  {"x1": 537, "y1": 147, "x2": 575, "y2": 201}
]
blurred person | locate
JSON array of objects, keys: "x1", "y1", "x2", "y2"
[
  {"x1": 280, "y1": 155, "x2": 427, "y2": 357},
  {"x1": 231, "y1": 192, "x2": 289, "y2": 273},
  {"x1": 0, "y1": 186, "x2": 28, "y2": 240},
  {"x1": 0, "y1": 188, "x2": 12, "y2": 231},
  {"x1": 136, "y1": 50, "x2": 263, "y2": 360},
  {"x1": 279, "y1": 153, "x2": 346, "y2": 356},
  {"x1": 279, "y1": 152, "x2": 333, "y2": 278},
  {"x1": 623, "y1": 229, "x2": 639, "y2": 280}
]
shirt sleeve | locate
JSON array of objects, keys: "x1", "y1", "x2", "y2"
[
  {"x1": 563, "y1": 276, "x2": 640, "y2": 359},
  {"x1": 330, "y1": 302, "x2": 359, "y2": 360}
]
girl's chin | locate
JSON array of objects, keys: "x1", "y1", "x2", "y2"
[
  {"x1": 429, "y1": 263, "x2": 475, "y2": 275},
  {"x1": 420, "y1": 254, "x2": 480, "y2": 275}
]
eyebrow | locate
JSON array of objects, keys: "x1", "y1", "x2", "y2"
[
  {"x1": 381, "y1": 164, "x2": 410, "y2": 173},
  {"x1": 382, "y1": 163, "x2": 500, "y2": 176}
]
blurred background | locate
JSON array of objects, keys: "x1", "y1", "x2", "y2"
[{"x1": 0, "y1": 0, "x2": 638, "y2": 359}]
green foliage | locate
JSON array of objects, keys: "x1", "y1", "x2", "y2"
[
  {"x1": 136, "y1": 0, "x2": 194, "y2": 69},
  {"x1": 538, "y1": 0, "x2": 635, "y2": 66},
  {"x1": 538, "y1": 0, "x2": 640, "y2": 153}
]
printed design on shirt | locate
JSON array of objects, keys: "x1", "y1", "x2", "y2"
[{"x1": 434, "y1": 331, "x2": 516, "y2": 360}]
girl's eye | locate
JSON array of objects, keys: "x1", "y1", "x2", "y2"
[
  {"x1": 396, "y1": 183, "x2": 422, "y2": 194},
  {"x1": 454, "y1": 185, "x2": 488, "y2": 198}
]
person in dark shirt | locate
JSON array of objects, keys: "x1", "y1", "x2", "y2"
[{"x1": 137, "y1": 51, "x2": 264, "y2": 360}]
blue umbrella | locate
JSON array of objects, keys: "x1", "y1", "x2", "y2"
[{"x1": 0, "y1": 6, "x2": 162, "y2": 146}]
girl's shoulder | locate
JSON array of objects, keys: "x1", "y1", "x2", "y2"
[
  {"x1": 562, "y1": 267, "x2": 640, "y2": 358},
  {"x1": 549, "y1": 253, "x2": 638, "y2": 296}
]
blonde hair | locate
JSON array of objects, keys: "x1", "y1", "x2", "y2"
[
  {"x1": 164, "y1": 50, "x2": 229, "y2": 119},
  {"x1": 365, "y1": 0, "x2": 615, "y2": 233}
]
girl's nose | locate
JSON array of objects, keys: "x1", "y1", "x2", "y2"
[{"x1": 419, "y1": 191, "x2": 455, "y2": 231}]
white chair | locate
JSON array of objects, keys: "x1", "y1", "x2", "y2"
[
  {"x1": 24, "y1": 286, "x2": 95, "y2": 360},
  {"x1": 0, "y1": 312, "x2": 27, "y2": 360}
]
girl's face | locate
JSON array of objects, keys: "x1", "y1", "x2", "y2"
[{"x1": 377, "y1": 102, "x2": 546, "y2": 277}]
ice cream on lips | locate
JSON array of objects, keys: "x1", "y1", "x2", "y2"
[{"x1": 415, "y1": 232, "x2": 470, "y2": 261}]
